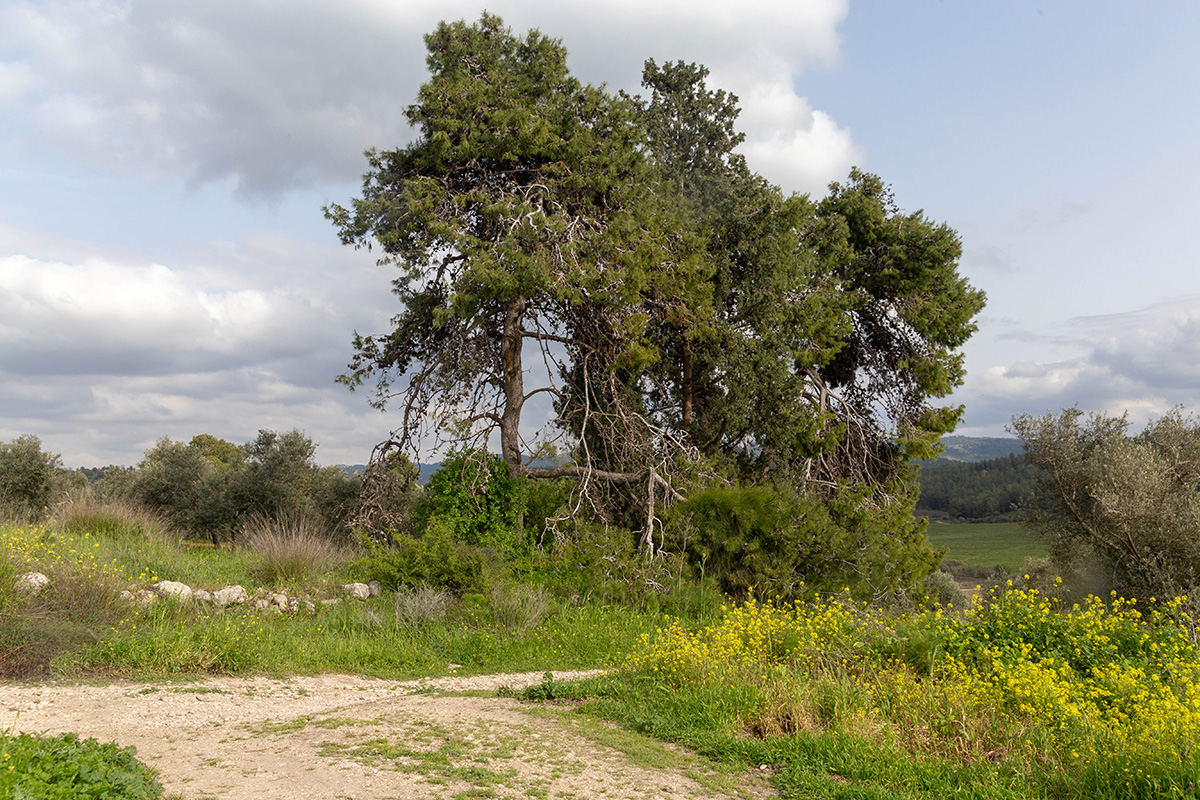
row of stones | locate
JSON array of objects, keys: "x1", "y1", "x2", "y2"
[{"x1": 14, "y1": 571, "x2": 382, "y2": 613}]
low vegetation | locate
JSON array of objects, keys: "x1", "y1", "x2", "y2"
[
  {"x1": 542, "y1": 585, "x2": 1200, "y2": 799},
  {"x1": 5, "y1": 498, "x2": 1198, "y2": 799},
  {"x1": 0, "y1": 728, "x2": 168, "y2": 800}
]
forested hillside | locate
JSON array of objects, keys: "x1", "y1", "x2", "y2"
[{"x1": 916, "y1": 453, "x2": 1037, "y2": 520}]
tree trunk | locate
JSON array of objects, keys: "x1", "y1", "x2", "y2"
[
  {"x1": 681, "y1": 337, "x2": 693, "y2": 429},
  {"x1": 499, "y1": 295, "x2": 527, "y2": 479}
]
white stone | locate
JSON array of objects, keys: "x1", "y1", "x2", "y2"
[
  {"x1": 213, "y1": 585, "x2": 248, "y2": 607},
  {"x1": 193, "y1": 589, "x2": 213, "y2": 604},
  {"x1": 367, "y1": 580, "x2": 382, "y2": 597},
  {"x1": 16, "y1": 572, "x2": 49, "y2": 596},
  {"x1": 342, "y1": 583, "x2": 370, "y2": 601},
  {"x1": 153, "y1": 580, "x2": 193, "y2": 601}
]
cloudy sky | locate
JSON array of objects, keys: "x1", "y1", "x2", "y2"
[{"x1": 1, "y1": 1, "x2": 1197, "y2": 467}]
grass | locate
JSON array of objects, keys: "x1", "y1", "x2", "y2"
[
  {"x1": 4, "y1": 501, "x2": 1198, "y2": 800},
  {"x1": 535, "y1": 588, "x2": 1200, "y2": 799},
  {"x1": 924, "y1": 521, "x2": 1049, "y2": 572}
]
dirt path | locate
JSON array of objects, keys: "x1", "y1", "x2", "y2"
[{"x1": 2, "y1": 671, "x2": 769, "y2": 800}]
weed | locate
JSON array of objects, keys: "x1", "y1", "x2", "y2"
[
  {"x1": 0, "y1": 726, "x2": 166, "y2": 799},
  {"x1": 490, "y1": 583, "x2": 552, "y2": 636},
  {"x1": 395, "y1": 583, "x2": 455, "y2": 628},
  {"x1": 242, "y1": 512, "x2": 347, "y2": 586}
]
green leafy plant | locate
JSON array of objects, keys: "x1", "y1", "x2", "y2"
[
  {"x1": 0, "y1": 728, "x2": 166, "y2": 799},
  {"x1": 353, "y1": 523, "x2": 488, "y2": 594},
  {"x1": 412, "y1": 449, "x2": 530, "y2": 557}
]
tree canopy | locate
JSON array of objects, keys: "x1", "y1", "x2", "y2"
[
  {"x1": 1013, "y1": 407, "x2": 1200, "y2": 604},
  {"x1": 327, "y1": 15, "x2": 985, "y2": 585}
]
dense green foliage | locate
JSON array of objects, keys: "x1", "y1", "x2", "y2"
[
  {"x1": 1013, "y1": 407, "x2": 1200, "y2": 605},
  {"x1": 327, "y1": 14, "x2": 984, "y2": 601},
  {"x1": 0, "y1": 730, "x2": 165, "y2": 800},
  {"x1": 411, "y1": 450, "x2": 530, "y2": 556},
  {"x1": 0, "y1": 435, "x2": 81, "y2": 516},
  {"x1": 916, "y1": 454, "x2": 1037, "y2": 520},
  {"x1": 107, "y1": 430, "x2": 359, "y2": 544},
  {"x1": 669, "y1": 485, "x2": 939, "y2": 601}
]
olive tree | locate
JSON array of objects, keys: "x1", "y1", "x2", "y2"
[{"x1": 1012, "y1": 406, "x2": 1200, "y2": 602}]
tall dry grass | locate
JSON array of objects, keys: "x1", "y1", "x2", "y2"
[{"x1": 241, "y1": 513, "x2": 349, "y2": 586}]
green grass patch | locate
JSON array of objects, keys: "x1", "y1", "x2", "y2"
[{"x1": 925, "y1": 521, "x2": 1049, "y2": 572}]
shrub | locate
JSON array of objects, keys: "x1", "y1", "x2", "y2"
[
  {"x1": 242, "y1": 513, "x2": 347, "y2": 586},
  {"x1": 353, "y1": 522, "x2": 487, "y2": 594},
  {"x1": 924, "y1": 569, "x2": 967, "y2": 608},
  {"x1": 489, "y1": 583, "x2": 553, "y2": 636},
  {"x1": 413, "y1": 449, "x2": 530, "y2": 557},
  {"x1": 0, "y1": 730, "x2": 165, "y2": 799},
  {"x1": 667, "y1": 484, "x2": 939, "y2": 601},
  {"x1": 393, "y1": 583, "x2": 455, "y2": 627}
]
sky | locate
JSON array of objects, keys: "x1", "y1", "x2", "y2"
[{"x1": 1, "y1": 1, "x2": 1197, "y2": 468}]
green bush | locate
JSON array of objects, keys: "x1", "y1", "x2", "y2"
[
  {"x1": 353, "y1": 523, "x2": 488, "y2": 594},
  {"x1": 0, "y1": 729, "x2": 165, "y2": 799},
  {"x1": 667, "y1": 483, "x2": 939, "y2": 601},
  {"x1": 0, "y1": 435, "x2": 75, "y2": 517},
  {"x1": 412, "y1": 449, "x2": 530, "y2": 557}
]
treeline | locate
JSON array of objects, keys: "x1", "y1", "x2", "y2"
[
  {"x1": 915, "y1": 453, "x2": 1037, "y2": 521},
  {"x1": 0, "y1": 431, "x2": 361, "y2": 545}
]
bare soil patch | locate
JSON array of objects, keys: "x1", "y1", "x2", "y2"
[{"x1": 2, "y1": 671, "x2": 770, "y2": 800}]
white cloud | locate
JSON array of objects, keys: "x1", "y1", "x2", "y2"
[
  {"x1": 736, "y1": 80, "x2": 862, "y2": 195},
  {"x1": 0, "y1": 0, "x2": 854, "y2": 198},
  {"x1": 956, "y1": 296, "x2": 1200, "y2": 434}
]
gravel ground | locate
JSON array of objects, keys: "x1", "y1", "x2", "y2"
[{"x1": 2, "y1": 671, "x2": 771, "y2": 800}]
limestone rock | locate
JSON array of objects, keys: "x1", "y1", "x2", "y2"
[
  {"x1": 213, "y1": 585, "x2": 248, "y2": 607},
  {"x1": 153, "y1": 580, "x2": 193, "y2": 602},
  {"x1": 16, "y1": 572, "x2": 49, "y2": 596},
  {"x1": 342, "y1": 583, "x2": 370, "y2": 601},
  {"x1": 193, "y1": 589, "x2": 213, "y2": 604},
  {"x1": 367, "y1": 580, "x2": 382, "y2": 597}
]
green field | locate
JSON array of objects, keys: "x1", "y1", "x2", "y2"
[{"x1": 924, "y1": 520, "x2": 1049, "y2": 572}]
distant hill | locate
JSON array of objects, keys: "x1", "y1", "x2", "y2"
[{"x1": 929, "y1": 436, "x2": 1022, "y2": 464}]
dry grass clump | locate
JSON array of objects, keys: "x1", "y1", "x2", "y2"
[
  {"x1": 242, "y1": 513, "x2": 347, "y2": 586},
  {"x1": 489, "y1": 583, "x2": 553, "y2": 636},
  {"x1": 393, "y1": 583, "x2": 455, "y2": 627},
  {"x1": 54, "y1": 495, "x2": 178, "y2": 542}
]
